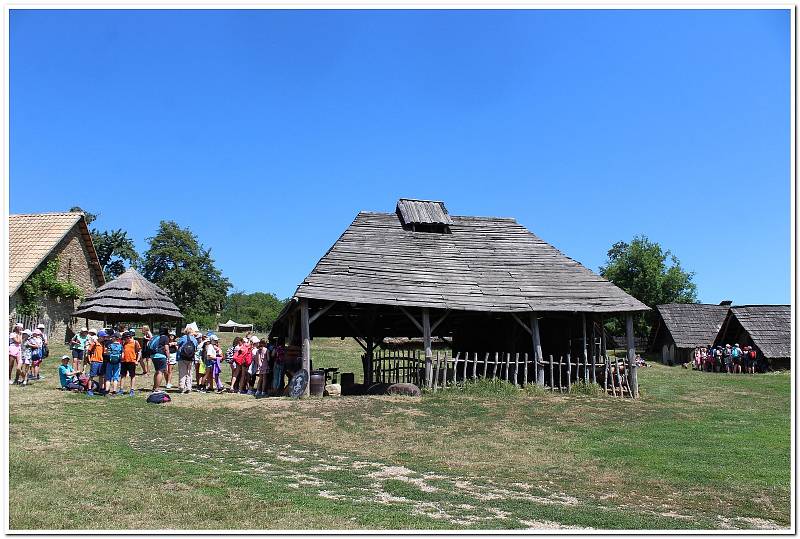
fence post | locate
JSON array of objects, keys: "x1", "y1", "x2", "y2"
[{"x1": 566, "y1": 353, "x2": 572, "y2": 391}]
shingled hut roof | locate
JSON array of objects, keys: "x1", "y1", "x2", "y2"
[
  {"x1": 9, "y1": 212, "x2": 104, "y2": 295},
  {"x1": 291, "y1": 205, "x2": 648, "y2": 313},
  {"x1": 73, "y1": 267, "x2": 183, "y2": 321},
  {"x1": 723, "y1": 305, "x2": 791, "y2": 359},
  {"x1": 654, "y1": 303, "x2": 729, "y2": 349}
]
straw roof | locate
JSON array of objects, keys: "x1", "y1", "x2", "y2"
[
  {"x1": 653, "y1": 303, "x2": 729, "y2": 349},
  {"x1": 9, "y1": 212, "x2": 104, "y2": 295},
  {"x1": 290, "y1": 201, "x2": 649, "y2": 313},
  {"x1": 73, "y1": 267, "x2": 183, "y2": 321},
  {"x1": 720, "y1": 305, "x2": 791, "y2": 359}
]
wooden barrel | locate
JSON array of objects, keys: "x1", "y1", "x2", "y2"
[{"x1": 309, "y1": 370, "x2": 326, "y2": 397}]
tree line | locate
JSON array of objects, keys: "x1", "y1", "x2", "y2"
[{"x1": 69, "y1": 207, "x2": 288, "y2": 331}]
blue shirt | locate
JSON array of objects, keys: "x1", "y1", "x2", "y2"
[
  {"x1": 176, "y1": 335, "x2": 198, "y2": 359},
  {"x1": 59, "y1": 364, "x2": 74, "y2": 387}
]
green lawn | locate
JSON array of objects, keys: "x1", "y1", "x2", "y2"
[{"x1": 7, "y1": 338, "x2": 790, "y2": 530}]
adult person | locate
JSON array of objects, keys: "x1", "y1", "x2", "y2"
[
  {"x1": 13, "y1": 329, "x2": 34, "y2": 386},
  {"x1": 104, "y1": 332, "x2": 124, "y2": 396},
  {"x1": 201, "y1": 335, "x2": 218, "y2": 392},
  {"x1": 225, "y1": 337, "x2": 241, "y2": 388},
  {"x1": 69, "y1": 327, "x2": 89, "y2": 374},
  {"x1": 139, "y1": 325, "x2": 153, "y2": 376},
  {"x1": 149, "y1": 326, "x2": 171, "y2": 392},
  {"x1": 58, "y1": 355, "x2": 82, "y2": 391},
  {"x1": 176, "y1": 328, "x2": 198, "y2": 394},
  {"x1": 121, "y1": 331, "x2": 141, "y2": 396},
  {"x1": 732, "y1": 343, "x2": 743, "y2": 374},
  {"x1": 723, "y1": 344, "x2": 733, "y2": 374},
  {"x1": 9, "y1": 323, "x2": 22, "y2": 384}
]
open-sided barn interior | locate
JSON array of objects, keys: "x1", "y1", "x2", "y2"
[{"x1": 270, "y1": 199, "x2": 649, "y2": 396}]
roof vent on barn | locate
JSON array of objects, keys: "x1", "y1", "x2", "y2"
[{"x1": 396, "y1": 198, "x2": 453, "y2": 233}]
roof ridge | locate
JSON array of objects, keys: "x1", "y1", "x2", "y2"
[{"x1": 10, "y1": 212, "x2": 82, "y2": 218}]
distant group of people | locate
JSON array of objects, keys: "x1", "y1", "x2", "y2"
[
  {"x1": 10, "y1": 321, "x2": 293, "y2": 398},
  {"x1": 693, "y1": 344, "x2": 762, "y2": 374}
]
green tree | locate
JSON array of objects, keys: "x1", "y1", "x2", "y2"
[
  {"x1": 68, "y1": 207, "x2": 138, "y2": 280},
  {"x1": 219, "y1": 291, "x2": 288, "y2": 332},
  {"x1": 139, "y1": 221, "x2": 231, "y2": 328},
  {"x1": 600, "y1": 235, "x2": 698, "y2": 336}
]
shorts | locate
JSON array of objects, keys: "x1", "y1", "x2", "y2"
[
  {"x1": 18, "y1": 356, "x2": 31, "y2": 366},
  {"x1": 63, "y1": 382, "x2": 83, "y2": 391},
  {"x1": 89, "y1": 362, "x2": 104, "y2": 377},
  {"x1": 72, "y1": 349, "x2": 84, "y2": 360},
  {"x1": 204, "y1": 359, "x2": 216, "y2": 369},
  {"x1": 169, "y1": 354, "x2": 177, "y2": 366},
  {"x1": 102, "y1": 360, "x2": 110, "y2": 375},
  {"x1": 151, "y1": 356, "x2": 167, "y2": 373},
  {"x1": 32, "y1": 359, "x2": 42, "y2": 367},
  {"x1": 120, "y1": 362, "x2": 137, "y2": 377},
  {"x1": 106, "y1": 362, "x2": 121, "y2": 381},
  {"x1": 8, "y1": 344, "x2": 20, "y2": 358}
]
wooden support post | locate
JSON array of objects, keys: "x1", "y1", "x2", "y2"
[
  {"x1": 463, "y1": 352, "x2": 470, "y2": 382},
  {"x1": 493, "y1": 352, "x2": 499, "y2": 379},
  {"x1": 451, "y1": 353, "x2": 459, "y2": 385},
  {"x1": 531, "y1": 313, "x2": 545, "y2": 387},
  {"x1": 566, "y1": 353, "x2": 572, "y2": 392},
  {"x1": 472, "y1": 352, "x2": 478, "y2": 380},
  {"x1": 300, "y1": 299, "x2": 311, "y2": 397},
  {"x1": 523, "y1": 353, "x2": 528, "y2": 387},
  {"x1": 558, "y1": 356, "x2": 563, "y2": 391},
  {"x1": 590, "y1": 316, "x2": 596, "y2": 385},
  {"x1": 483, "y1": 352, "x2": 489, "y2": 378},
  {"x1": 504, "y1": 353, "x2": 510, "y2": 382},
  {"x1": 514, "y1": 353, "x2": 519, "y2": 386},
  {"x1": 422, "y1": 308, "x2": 432, "y2": 389},
  {"x1": 626, "y1": 314, "x2": 639, "y2": 398},
  {"x1": 581, "y1": 313, "x2": 588, "y2": 383},
  {"x1": 433, "y1": 350, "x2": 440, "y2": 391},
  {"x1": 549, "y1": 354, "x2": 554, "y2": 390}
]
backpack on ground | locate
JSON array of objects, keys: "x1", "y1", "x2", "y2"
[
  {"x1": 180, "y1": 338, "x2": 196, "y2": 361},
  {"x1": 148, "y1": 336, "x2": 162, "y2": 355},
  {"x1": 77, "y1": 374, "x2": 90, "y2": 391},
  {"x1": 108, "y1": 342, "x2": 123, "y2": 363},
  {"x1": 146, "y1": 391, "x2": 171, "y2": 404}
]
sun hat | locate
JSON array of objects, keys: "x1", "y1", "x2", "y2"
[
  {"x1": 88, "y1": 328, "x2": 98, "y2": 334},
  {"x1": 80, "y1": 327, "x2": 88, "y2": 332},
  {"x1": 22, "y1": 329, "x2": 32, "y2": 335},
  {"x1": 13, "y1": 322, "x2": 23, "y2": 329},
  {"x1": 250, "y1": 336, "x2": 260, "y2": 344},
  {"x1": 33, "y1": 329, "x2": 42, "y2": 335},
  {"x1": 37, "y1": 323, "x2": 45, "y2": 329},
  {"x1": 210, "y1": 335, "x2": 219, "y2": 341}
]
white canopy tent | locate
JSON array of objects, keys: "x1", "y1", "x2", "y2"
[{"x1": 217, "y1": 319, "x2": 254, "y2": 333}]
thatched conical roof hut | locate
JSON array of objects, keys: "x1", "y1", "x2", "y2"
[{"x1": 73, "y1": 267, "x2": 183, "y2": 322}]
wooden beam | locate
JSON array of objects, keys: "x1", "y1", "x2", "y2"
[
  {"x1": 430, "y1": 309, "x2": 450, "y2": 334},
  {"x1": 530, "y1": 313, "x2": 544, "y2": 387},
  {"x1": 626, "y1": 313, "x2": 639, "y2": 398},
  {"x1": 300, "y1": 298, "x2": 311, "y2": 397},
  {"x1": 581, "y1": 313, "x2": 588, "y2": 381},
  {"x1": 423, "y1": 308, "x2": 432, "y2": 388},
  {"x1": 352, "y1": 336, "x2": 368, "y2": 352},
  {"x1": 511, "y1": 313, "x2": 533, "y2": 336},
  {"x1": 399, "y1": 306, "x2": 423, "y2": 333},
  {"x1": 309, "y1": 301, "x2": 336, "y2": 325}
]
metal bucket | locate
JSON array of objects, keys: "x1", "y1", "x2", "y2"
[{"x1": 309, "y1": 370, "x2": 326, "y2": 397}]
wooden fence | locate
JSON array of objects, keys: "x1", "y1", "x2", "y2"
[
  {"x1": 367, "y1": 349, "x2": 634, "y2": 398},
  {"x1": 11, "y1": 314, "x2": 54, "y2": 337}
]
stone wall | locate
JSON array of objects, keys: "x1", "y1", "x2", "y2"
[{"x1": 9, "y1": 224, "x2": 103, "y2": 343}]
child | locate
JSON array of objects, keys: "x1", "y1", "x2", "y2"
[
  {"x1": 232, "y1": 338, "x2": 251, "y2": 393},
  {"x1": 14, "y1": 329, "x2": 34, "y2": 386},
  {"x1": 202, "y1": 336, "x2": 217, "y2": 391},
  {"x1": 121, "y1": 331, "x2": 141, "y2": 396},
  {"x1": 165, "y1": 331, "x2": 178, "y2": 389},
  {"x1": 58, "y1": 355, "x2": 82, "y2": 391},
  {"x1": 195, "y1": 334, "x2": 207, "y2": 391},
  {"x1": 104, "y1": 333, "x2": 124, "y2": 395},
  {"x1": 226, "y1": 337, "x2": 241, "y2": 388},
  {"x1": 246, "y1": 337, "x2": 261, "y2": 395},
  {"x1": 29, "y1": 328, "x2": 45, "y2": 381},
  {"x1": 255, "y1": 340, "x2": 270, "y2": 397},
  {"x1": 86, "y1": 333, "x2": 104, "y2": 396},
  {"x1": 209, "y1": 335, "x2": 224, "y2": 392},
  {"x1": 9, "y1": 323, "x2": 22, "y2": 384},
  {"x1": 272, "y1": 338, "x2": 286, "y2": 391},
  {"x1": 69, "y1": 327, "x2": 89, "y2": 374}
]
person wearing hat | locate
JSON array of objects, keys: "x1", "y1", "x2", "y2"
[
  {"x1": 8, "y1": 323, "x2": 23, "y2": 384},
  {"x1": 176, "y1": 328, "x2": 198, "y2": 394},
  {"x1": 29, "y1": 328, "x2": 46, "y2": 381},
  {"x1": 139, "y1": 325, "x2": 153, "y2": 376},
  {"x1": 731, "y1": 343, "x2": 743, "y2": 374},
  {"x1": 12, "y1": 329, "x2": 34, "y2": 385},
  {"x1": 86, "y1": 329, "x2": 105, "y2": 396},
  {"x1": 58, "y1": 355, "x2": 82, "y2": 391},
  {"x1": 37, "y1": 323, "x2": 49, "y2": 362},
  {"x1": 150, "y1": 326, "x2": 171, "y2": 392},
  {"x1": 69, "y1": 327, "x2": 90, "y2": 374}
]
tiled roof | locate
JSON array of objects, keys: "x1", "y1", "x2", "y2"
[{"x1": 9, "y1": 212, "x2": 103, "y2": 295}]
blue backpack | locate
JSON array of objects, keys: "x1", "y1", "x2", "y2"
[
  {"x1": 108, "y1": 342, "x2": 123, "y2": 364},
  {"x1": 732, "y1": 347, "x2": 741, "y2": 359},
  {"x1": 148, "y1": 336, "x2": 163, "y2": 356}
]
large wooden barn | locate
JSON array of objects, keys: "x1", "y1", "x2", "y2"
[
  {"x1": 270, "y1": 199, "x2": 648, "y2": 396},
  {"x1": 649, "y1": 302, "x2": 730, "y2": 365},
  {"x1": 715, "y1": 305, "x2": 791, "y2": 370}
]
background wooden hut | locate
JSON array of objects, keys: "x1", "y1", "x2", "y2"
[
  {"x1": 715, "y1": 305, "x2": 791, "y2": 370},
  {"x1": 217, "y1": 319, "x2": 254, "y2": 333},
  {"x1": 73, "y1": 267, "x2": 183, "y2": 328},
  {"x1": 270, "y1": 198, "x2": 649, "y2": 395},
  {"x1": 9, "y1": 212, "x2": 105, "y2": 341},
  {"x1": 649, "y1": 303, "x2": 730, "y2": 365}
]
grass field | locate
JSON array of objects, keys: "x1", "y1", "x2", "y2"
[{"x1": 7, "y1": 336, "x2": 791, "y2": 530}]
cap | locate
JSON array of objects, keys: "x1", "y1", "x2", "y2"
[
  {"x1": 22, "y1": 329, "x2": 32, "y2": 335},
  {"x1": 97, "y1": 330, "x2": 108, "y2": 337},
  {"x1": 61, "y1": 354, "x2": 70, "y2": 360},
  {"x1": 33, "y1": 329, "x2": 42, "y2": 335},
  {"x1": 210, "y1": 335, "x2": 219, "y2": 341},
  {"x1": 80, "y1": 327, "x2": 88, "y2": 332},
  {"x1": 13, "y1": 323, "x2": 23, "y2": 329},
  {"x1": 250, "y1": 336, "x2": 260, "y2": 344},
  {"x1": 114, "y1": 332, "x2": 122, "y2": 339},
  {"x1": 88, "y1": 328, "x2": 98, "y2": 334},
  {"x1": 168, "y1": 330, "x2": 176, "y2": 336},
  {"x1": 37, "y1": 324, "x2": 45, "y2": 329}
]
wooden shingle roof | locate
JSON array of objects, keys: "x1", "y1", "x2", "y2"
[
  {"x1": 9, "y1": 212, "x2": 104, "y2": 295},
  {"x1": 727, "y1": 305, "x2": 791, "y2": 359},
  {"x1": 654, "y1": 303, "x2": 729, "y2": 349},
  {"x1": 293, "y1": 210, "x2": 648, "y2": 313},
  {"x1": 73, "y1": 268, "x2": 183, "y2": 321},
  {"x1": 396, "y1": 199, "x2": 453, "y2": 226}
]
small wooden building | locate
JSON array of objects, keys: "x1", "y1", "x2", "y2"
[
  {"x1": 9, "y1": 212, "x2": 105, "y2": 341},
  {"x1": 649, "y1": 303, "x2": 730, "y2": 365},
  {"x1": 715, "y1": 305, "x2": 791, "y2": 370},
  {"x1": 270, "y1": 198, "x2": 649, "y2": 395}
]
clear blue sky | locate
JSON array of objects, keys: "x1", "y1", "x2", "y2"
[{"x1": 10, "y1": 9, "x2": 791, "y2": 305}]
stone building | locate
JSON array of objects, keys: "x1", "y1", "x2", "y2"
[{"x1": 9, "y1": 212, "x2": 105, "y2": 342}]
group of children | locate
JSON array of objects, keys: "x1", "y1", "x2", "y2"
[
  {"x1": 692, "y1": 343, "x2": 761, "y2": 374},
  {"x1": 50, "y1": 323, "x2": 289, "y2": 397},
  {"x1": 8, "y1": 322, "x2": 49, "y2": 386}
]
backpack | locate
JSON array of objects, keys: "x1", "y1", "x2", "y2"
[
  {"x1": 731, "y1": 347, "x2": 740, "y2": 359},
  {"x1": 108, "y1": 342, "x2": 123, "y2": 364},
  {"x1": 41, "y1": 343, "x2": 49, "y2": 359},
  {"x1": 750, "y1": 350, "x2": 756, "y2": 359},
  {"x1": 179, "y1": 338, "x2": 196, "y2": 361},
  {"x1": 77, "y1": 374, "x2": 90, "y2": 391},
  {"x1": 146, "y1": 391, "x2": 171, "y2": 404},
  {"x1": 148, "y1": 336, "x2": 162, "y2": 355}
]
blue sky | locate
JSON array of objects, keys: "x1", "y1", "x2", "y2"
[{"x1": 10, "y1": 9, "x2": 791, "y2": 304}]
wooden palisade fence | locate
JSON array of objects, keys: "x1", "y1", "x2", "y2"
[{"x1": 367, "y1": 349, "x2": 635, "y2": 398}]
